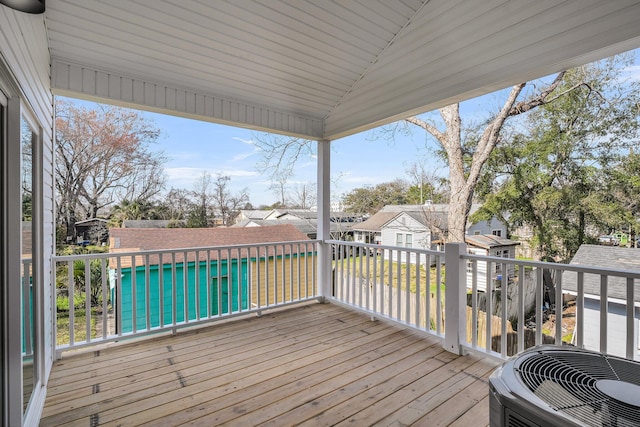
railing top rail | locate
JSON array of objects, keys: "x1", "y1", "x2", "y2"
[
  {"x1": 463, "y1": 252, "x2": 640, "y2": 279},
  {"x1": 52, "y1": 239, "x2": 319, "y2": 262},
  {"x1": 326, "y1": 239, "x2": 443, "y2": 257}
]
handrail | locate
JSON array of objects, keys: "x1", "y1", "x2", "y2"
[
  {"x1": 52, "y1": 239, "x2": 640, "y2": 362},
  {"x1": 327, "y1": 240, "x2": 445, "y2": 337},
  {"x1": 53, "y1": 240, "x2": 319, "y2": 357}
]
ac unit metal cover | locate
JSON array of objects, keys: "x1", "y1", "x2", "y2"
[{"x1": 489, "y1": 345, "x2": 640, "y2": 427}]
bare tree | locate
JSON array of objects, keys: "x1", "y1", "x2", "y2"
[
  {"x1": 55, "y1": 100, "x2": 165, "y2": 239},
  {"x1": 269, "y1": 169, "x2": 291, "y2": 208},
  {"x1": 188, "y1": 172, "x2": 213, "y2": 227},
  {"x1": 404, "y1": 72, "x2": 567, "y2": 241},
  {"x1": 254, "y1": 133, "x2": 315, "y2": 180},
  {"x1": 290, "y1": 182, "x2": 317, "y2": 209},
  {"x1": 164, "y1": 188, "x2": 193, "y2": 221},
  {"x1": 211, "y1": 173, "x2": 249, "y2": 226}
]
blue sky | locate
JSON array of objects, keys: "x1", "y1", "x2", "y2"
[{"x1": 63, "y1": 49, "x2": 640, "y2": 208}]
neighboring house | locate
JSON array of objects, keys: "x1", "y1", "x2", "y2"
[
  {"x1": 352, "y1": 212, "x2": 399, "y2": 245},
  {"x1": 109, "y1": 224, "x2": 314, "y2": 333},
  {"x1": 247, "y1": 209, "x2": 360, "y2": 240},
  {"x1": 353, "y1": 203, "x2": 508, "y2": 251},
  {"x1": 264, "y1": 209, "x2": 362, "y2": 223},
  {"x1": 465, "y1": 234, "x2": 520, "y2": 292},
  {"x1": 510, "y1": 224, "x2": 539, "y2": 259},
  {"x1": 352, "y1": 210, "x2": 431, "y2": 264},
  {"x1": 562, "y1": 244, "x2": 640, "y2": 360},
  {"x1": 233, "y1": 218, "x2": 350, "y2": 240},
  {"x1": 122, "y1": 219, "x2": 185, "y2": 228},
  {"x1": 74, "y1": 218, "x2": 109, "y2": 245},
  {"x1": 235, "y1": 209, "x2": 274, "y2": 223}
]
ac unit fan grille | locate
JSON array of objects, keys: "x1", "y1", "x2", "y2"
[{"x1": 515, "y1": 350, "x2": 640, "y2": 426}]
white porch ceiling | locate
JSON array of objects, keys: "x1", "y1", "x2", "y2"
[{"x1": 46, "y1": 0, "x2": 640, "y2": 140}]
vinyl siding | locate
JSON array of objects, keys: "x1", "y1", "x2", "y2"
[
  {"x1": 0, "y1": 6, "x2": 55, "y2": 424},
  {"x1": 583, "y1": 299, "x2": 640, "y2": 361}
]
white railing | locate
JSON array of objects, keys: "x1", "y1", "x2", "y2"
[
  {"x1": 458, "y1": 243, "x2": 640, "y2": 360},
  {"x1": 329, "y1": 241, "x2": 640, "y2": 361},
  {"x1": 52, "y1": 239, "x2": 640, "y2": 361},
  {"x1": 328, "y1": 240, "x2": 446, "y2": 336},
  {"x1": 52, "y1": 240, "x2": 318, "y2": 356}
]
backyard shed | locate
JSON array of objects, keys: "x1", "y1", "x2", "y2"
[{"x1": 109, "y1": 225, "x2": 314, "y2": 333}]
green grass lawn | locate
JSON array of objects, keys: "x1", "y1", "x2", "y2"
[
  {"x1": 55, "y1": 293, "x2": 102, "y2": 345},
  {"x1": 56, "y1": 314, "x2": 97, "y2": 345},
  {"x1": 334, "y1": 256, "x2": 445, "y2": 295}
]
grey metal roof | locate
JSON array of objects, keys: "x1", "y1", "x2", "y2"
[
  {"x1": 562, "y1": 244, "x2": 640, "y2": 302},
  {"x1": 44, "y1": 1, "x2": 640, "y2": 140}
]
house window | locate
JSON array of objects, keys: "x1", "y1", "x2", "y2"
[
  {"x1": 405, "y1": 234, "x2": 412, "y2": 248},
  {"x1": 492, "y1": 229, "x2": 502, "y2": 237},
  {"x1": 474, "y1": 230, "x2": 480, "y2": 235},
  {"x1": 396, "y1": 233, "x2": 403, "y2": 247}
]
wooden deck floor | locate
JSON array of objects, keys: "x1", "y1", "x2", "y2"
[{"x1": 41, "y1": 302, "x2": 498, "y2": 426}]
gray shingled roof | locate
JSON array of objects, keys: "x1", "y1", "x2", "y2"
[
  {"x1": 465, "y1": 234, "x2": 519, "y2": 250},
  {"x1": 234, "y1": 219, "x2": 350, "y2": 236},
  {"x1": 238, "y1": 209, "x2": 273, "y2": 220},
  {"x1": 562, "y1": 244, "x2": 640, "y2": 302},
  {"x1": 378, "y1": 204, "x2": 483, "y2": 232},
  {"x1": 352, "y1": 212, "x2": 400, "y2": 232}
]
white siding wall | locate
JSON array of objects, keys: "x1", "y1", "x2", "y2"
[
  {"x1": 466, "y1": 246, "x2": 518, "y2": 292},
  {"x1": 381, "y1": 213, "x2": 430, "y2": 264},
  {"x1": 0, "y1": 6, "x2": 55, "y2": 423},
  {"x1": 468, "y1": 217, "x2": 507, "y2": 237},
  {"x1": 583, "y1": 299, "x2": 640, "y2": 361}
]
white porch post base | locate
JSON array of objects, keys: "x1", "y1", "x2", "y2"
[{"x1": 444, "y1": 242, "x2": 468, "y2": 355}]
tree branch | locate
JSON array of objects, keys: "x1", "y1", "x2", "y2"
[
  {"x1": 404, "y1": 115, "x2": 445, "y2": 142},
  {"x1": 507, "y1": 71, "x2": 566, "y2": 116}
]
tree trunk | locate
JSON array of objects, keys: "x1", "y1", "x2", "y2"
[
  {"x1": 405, "y1": 73, "x2": 565, "y2": 244},
  {"x1": 448, "y1": 182, "x2": 473, "y2": 243}
]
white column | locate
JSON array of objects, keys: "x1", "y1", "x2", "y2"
[
  {"x1": 316, "y1": 139, "x2": 331, "y2": 300},
  {"x1": 444, "y1": 242, "x2": 468, "y2": 355}
]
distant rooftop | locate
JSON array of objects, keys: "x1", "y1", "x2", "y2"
[{"x1": 562, "y1": 244, "x2": 640, "y2": 302}]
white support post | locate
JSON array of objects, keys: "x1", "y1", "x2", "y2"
[
  {"x1": 444, "y1": 242, "x2": 468, "y2": 355},
  {"x1": 316, "y1": 139, "x2": 331, "y2": 301}
]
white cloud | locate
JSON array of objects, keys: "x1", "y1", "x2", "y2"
[
  {"x1": 222, "y1": 169, "x2": 259, "y2": 177},
  {"x1": 298, "y1": 160, "x2": 316, "y2": 169},
  {"x1": 165, "y1": 167, "x2": 258, "y2": 188},
  {"x1": 340, "y1": 172, "x2": 389, "y2": 185},
  {"x1": 231, "y1": 150, "x2": 258, "y2": 162},
  {"x1": 165, "y1": 167, "x2": 207, "y2": 181},
  {"x1": 621, "y1": 65, "x2": 640, "y2": 82},
  {"x1": 233, "y1": 136, "x2": 255, "y2": 145}
]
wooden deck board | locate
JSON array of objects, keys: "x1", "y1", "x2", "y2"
[{"x1": 41, "y1": 302, "x2": 499, "y2": 427}]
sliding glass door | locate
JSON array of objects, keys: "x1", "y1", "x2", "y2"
[{"x1": 1, "y1": 78, "x2": 43, "y2": 426}]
